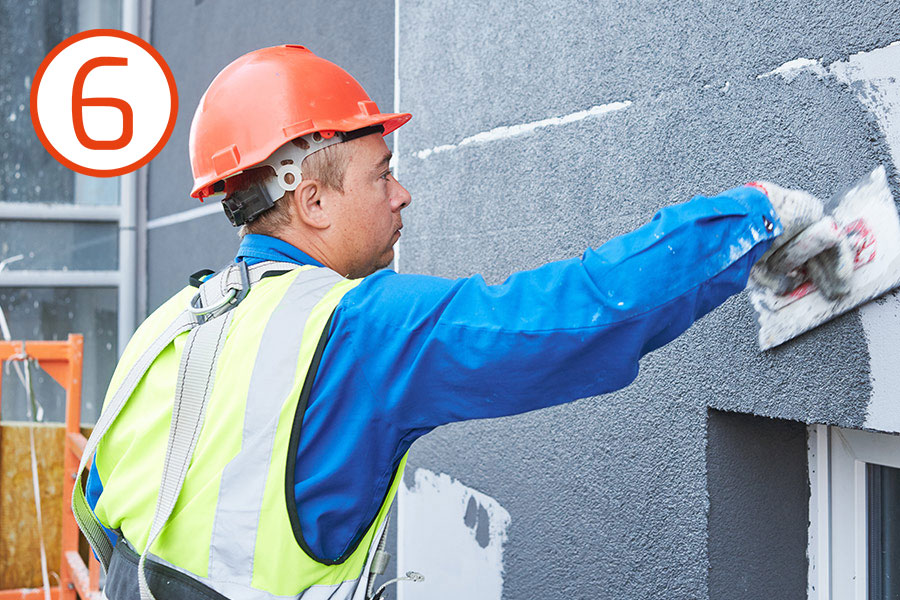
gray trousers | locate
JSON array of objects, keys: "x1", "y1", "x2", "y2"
[{"x1": 104, "y1": 538, "x2": 228, "y2": 600}]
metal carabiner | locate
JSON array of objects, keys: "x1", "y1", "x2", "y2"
[{"x1": 186, "y1": 260, "x2": 252, "y2": 320}]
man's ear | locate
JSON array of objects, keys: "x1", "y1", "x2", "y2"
[{"x1": 292, "y1": 179, "x2": 330, "y2": 230}]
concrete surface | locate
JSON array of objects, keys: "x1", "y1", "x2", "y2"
[
  {"x1": 396, "y1": 1, "x2": 900, "y2": 598},
  {"x1": 706, "y1": 410, "x2": 808, "y2": 600}
]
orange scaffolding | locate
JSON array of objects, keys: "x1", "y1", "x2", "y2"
[{"x1": 0, "y1": 334, "x2": 101, "y2": 600}]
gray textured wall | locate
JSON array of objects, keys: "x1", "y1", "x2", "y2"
[
  {"x1": 707, "y1": 410, "x2": 808, "y2": 599},
  {"x1": 146, "y1": 0, "x2": 395, "y2": 311},
  {"x1": 142, "y1": 2, "x2": 900, "y2": 598},
  {"x1": 396, "y1": 1, "x2": 900, "y2": 599}
]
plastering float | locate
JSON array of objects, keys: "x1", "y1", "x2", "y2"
[{"x1": 750, "y1": 166, "x2": 900, "y2": 350}]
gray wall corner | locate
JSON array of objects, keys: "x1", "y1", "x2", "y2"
[{"x1": 706, "y1": 409, "x2": 809, "y2": 600}]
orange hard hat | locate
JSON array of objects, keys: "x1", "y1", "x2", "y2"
[{"x1": 189, "y1": 45, "x2": 411, "y2": 199}]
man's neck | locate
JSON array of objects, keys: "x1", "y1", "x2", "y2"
[{"x1": 277, "y1": 230, "x2": 345, "y2": 275}]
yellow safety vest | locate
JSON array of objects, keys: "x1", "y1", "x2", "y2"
[{"x1": 74, "y1": 262, "x2": 407, "y2": 599}]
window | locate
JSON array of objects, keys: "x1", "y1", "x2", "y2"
[
  {"x1": 809, "y1": 425, "x2": 900, "y2": 599},
  {"x1": 0, "y1": 0, "x2": 127, "y2": 424},
  {"x1": 867, "y1": 463, "x2": 899, "y2": 599}
]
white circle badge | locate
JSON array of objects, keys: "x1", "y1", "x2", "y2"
[{"x1": 30, "y1": 29, "x2": 178, "y2": 177}]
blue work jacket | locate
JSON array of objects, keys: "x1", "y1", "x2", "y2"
[{"x1": 88, "y1": 185, "x2": 780, "y2": 562}]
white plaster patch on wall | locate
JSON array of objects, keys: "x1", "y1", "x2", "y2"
[
  {"x1": 761, "y1": 40, "x2": 900, "y2": 432},
  {"x1": 860, "y1": 291, "x2": 900, "y2": 432},
  {"x1": 757, "y1": 57, "x2": 828, "y2": 81},
  {"x1": 412, "y1": 101, "x2": 632, "y2": 160},
  {"x1": 397, "y1": 468, "x2": 510, "y2": 600},
  {"x1": 830, "y1": 41, "x2": 900, "y2": 169},
  {"x1": 146, "y1": 202, "x2": 222, "y2": 230},
  {"x1": 833, "y1": 42, "x2": 900, "y2": 433}
]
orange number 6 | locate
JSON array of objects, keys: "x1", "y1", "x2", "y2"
[{"x1": 72, "y1": 57, "x2": 133, "y2": 150}]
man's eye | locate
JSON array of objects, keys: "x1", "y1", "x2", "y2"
[{"x1": 380, "y1": 170, "x2": 392, "y2": 180}]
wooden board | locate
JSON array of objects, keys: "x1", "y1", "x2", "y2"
[{"x1": 0, "y1": 422, "x2": 65, "y2": 589}]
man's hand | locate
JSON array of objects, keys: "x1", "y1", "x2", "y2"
[{"x1": 748, "y1": 182, "x2": 854, "y2": 299}]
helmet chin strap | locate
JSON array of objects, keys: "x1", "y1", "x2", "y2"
[
  {"x1": 259, "y1": 132, "x2": 344, "y2": 201},
  {"x1": 218, "y1": 124, "x2": 386, "y2": 227}
]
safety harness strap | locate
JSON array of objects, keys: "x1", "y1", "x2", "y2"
[
  {"x1": 72, "y1": 260, "x2": 301, "y2": 574},
  {"x1": 73, "y1": 308, "x2": 199, "y2": 570},
  {"x1": 138, "y1": 308, "x2": 234, "y2": 600},
  {"x1": 198, "y1": 261, "x2": 298, "y2": 311}
]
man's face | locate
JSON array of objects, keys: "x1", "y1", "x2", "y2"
[{"x1": 326, "y1": 134, "x2": 411, "y2": 278}]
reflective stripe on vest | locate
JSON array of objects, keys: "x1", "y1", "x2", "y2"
[
  {"x1": 87, "y1": 264, "x2": 407, "y2": 599},
  {"x1": 207, "y1": 267, "x2": 342, "y2": 582}
]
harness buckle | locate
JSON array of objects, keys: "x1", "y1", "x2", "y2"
[
  {"x1": 187, "y1": 260, "x2": 252, "y2": 323},
  {"x1": 189, "y1": 269, "x2": 216, "y2": 288}
]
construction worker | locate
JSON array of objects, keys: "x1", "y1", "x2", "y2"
[{"x1": 75, "y1": 45, "x2": 850, "y2": 600}]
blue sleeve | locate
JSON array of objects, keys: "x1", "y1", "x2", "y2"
[
  {"x1": 86, "y1": 460, "x2": 119, "y2": 547},
  {"x1": 338, "y1": 186, "x2": 779, "y2": 427},
  {"x1": 296, "y1": 185, "x2": 781, "y2": 560}
]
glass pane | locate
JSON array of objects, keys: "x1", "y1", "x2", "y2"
[
  {"x1": 77, "y1": 0, "x2": 121, "y2": 32},
  {"x1": 868, "y1": 463, "x2": 900, "y2": 600},
  {"x1": 0, "y1": 221, "x2": 118, "y2": 270},
  {"x1": 0, "y1": 287, "x2": 116, "y2": 424},
  {"x1": 0, "y1": 0, "x2": 121, "y2": 206}
]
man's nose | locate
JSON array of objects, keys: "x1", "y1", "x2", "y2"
[{"x1": 393, "y1": 181, "x2": 412, "y2": 210}]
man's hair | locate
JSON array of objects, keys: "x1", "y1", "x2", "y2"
[{"x1": 236, "y1": 140, "x2": 351, "y2": 238}]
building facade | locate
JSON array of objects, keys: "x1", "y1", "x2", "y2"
[{"x1": 2, "y1": 1, "x2": 898, "y2": 598}]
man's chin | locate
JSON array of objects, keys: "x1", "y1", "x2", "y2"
[
  {"x1": 378, "y1": 249, "x2": 395, "y2": 271},
  {"x1": 351, "y1": 251, "x2": 394, "y2": 278}
]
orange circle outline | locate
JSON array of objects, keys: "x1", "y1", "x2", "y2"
[{"x1": 30, "y1": 28, "x2": 179, "y2": 178}]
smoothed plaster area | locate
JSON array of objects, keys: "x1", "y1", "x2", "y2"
[
  {"x1": 760, "y1": 41, "x2": 900, "y2": 163},
  {"x1": 398, "y1": 469, "x2": 510, "y2": 600},
  {"x1": 706, "y1": 410, "x2": 808, "y2": 600}
]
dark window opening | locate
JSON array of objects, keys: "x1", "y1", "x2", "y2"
[{"x1": 868, "y1": 463, "x2": 900, "y2": 600}]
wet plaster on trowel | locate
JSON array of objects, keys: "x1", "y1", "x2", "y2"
[
  {"x1": 398, "y1": 468, "x2": 510, "y2": 600},
  {"x1": 763, "y1": 41, "x2": 900, "y2": 433}
]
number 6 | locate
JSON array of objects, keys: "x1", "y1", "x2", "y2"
[{"x1": 72, "y1": 56, "x2": 133, "y2": 150}]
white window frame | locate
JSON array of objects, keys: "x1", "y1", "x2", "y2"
[{"x1": 808, "y1": 424, "x2": 900, "y2": 599}]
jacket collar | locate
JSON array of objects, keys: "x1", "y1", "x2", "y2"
[{"x1": 235, "y1": 234, "x2": 325, "y2": 268}]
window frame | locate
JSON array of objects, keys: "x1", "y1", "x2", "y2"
[{"x1": 808, "y1": 424, "x2": 900, "y2": 599}]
